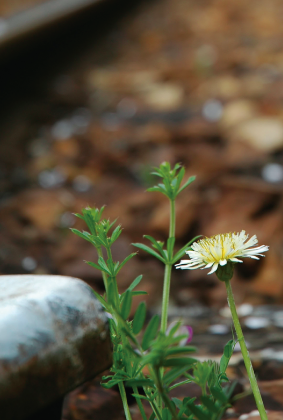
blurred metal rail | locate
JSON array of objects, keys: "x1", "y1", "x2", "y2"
[{"x1": 0, "y1": 0, "x2": 104, "y2": 49}]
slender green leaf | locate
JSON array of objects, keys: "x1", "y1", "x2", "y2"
[
  {"x1": 163, "y1": 366, "x2": 192, "y2": 385},
  {"x1": 201, "y1": 396, "x2": 219, "y2": 414},
  {"x1": 171, "y1": 398, "x2": 182, "y2": 410},
  {"x1": 178, "y1": 176, "x2": 196, "y2": 194},
  {"x1": 132, "y1": 243, "x2": 166, "y2": 263},
  {"x1": 172, "y1": 235, "x2": 202, "y2": 264},
  {"x1": 169, "y1": 379, "x2": 192, "y2": 391},
  {"x1": 220, "y1": 340, "x2": 235, "y2": 373},
  {"x1": 142, "y1": 314, "x2": 160, "y2": 350},
  {"x1": 126, "y1": 378, "x2": 155, "y2": 388},
  {"x1": 162, "y1": 357, "x2": 197, "y2": 367},
  {"x1": 131, "y1": 394, "x2": 152, "y2": 401},
  {"x1": 127, "y1": 275, "x2": 143, "y2": 292},
  {"x1": 121, "y1": 290, "x2": 132, "y2": 320},
  {"x1": 116, "y1": 253, "x2": 137, "y2": 274},
  {"x1": 92, "y1": 289, "x2": 111, "y2": 311},
  {"x1": 132, "y1": 291, "x2": 148, "y2": 296},
  {"x1": 70, "y1": 229, "x2": 92, "y2": 243},
  {"x1": 133, "y1": 301, "x2": 147, "y2": 335},
  {"x1": 174, "y1": 166, "x2": 185, "y2": 193},
  {"x1": 186, "y1": 404, "x2": 210, "y2": 420},
  {"x1": 162, "y1": 407, "x2": 172, "y2": 420},
  {"x1": 165, "y1": 346, "x2": 196, "y2": 357},
  {"x1": 86, "y1": 260, "x2": 111, "y2": 275},
  {"x1": 111, "y1": 225, "x2": 122, "y2": 243},
  {"x1": 144, "y1": 235, "x2": 166, "y2": 257},
  {"x1": 98, "y1": 256, "x2": 112, "y2": 274},
  {"x1": 210, "y1": 386, "x2": 228, "y2": 404}
]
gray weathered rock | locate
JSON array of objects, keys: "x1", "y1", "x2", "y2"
[{"x1": 0, "y1": 275, "x2": 112, "y2": 420}]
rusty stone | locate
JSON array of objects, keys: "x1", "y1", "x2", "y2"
[{"x1": 0, "y1": 275, "x2": 112, "y2": 420}]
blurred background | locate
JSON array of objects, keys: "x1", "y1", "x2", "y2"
[{"x1": 1, "y1": 0, "x2": 283, "y2": 416}]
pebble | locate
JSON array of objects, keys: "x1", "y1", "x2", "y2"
[
  {"x1": 117, "y1": 98, "x2": 138, "y2": 118},
  {"x1": 262, "y1": 163, "x2": 283, "y2": 183},
  {"x1": 202, "y1": 99, "x2": 223, "y2": 122},
  {"x1": 21, "y1": 257, "x2": 37, "y2": 272},
  {"x1": 244, "y1": 317, "x2": 270, "y2": 329},
  {"x1": 51, "y1": 119, "x2": 74, "y2": 140},
  {"x1": 72, "y1": 175, "x2": 92, "y2": 192},
  {"x1": 220, "y1": 100, "x2": 257, "y2": 129},
  {"x1": 208, "y1": 324, "x2": 229, "y2": 334},
  {"x1": 38, "y1": 169, "x2": 66, "y2": 189},
  {"x1": 231, "y1": 118, "x2": 283, "y2": 152},
  {"x1": 273, "y1": 311, "x2": 283, "y2": 328},
  {"x1": 237, "y1": 303, "x2": 254, "y2": 317},
  {"x1": 140, "y1": 82, "x2": 184, "y2": 111},
  {"x1": 59, "y1": 212, "x2": 75, "y2": 228}
]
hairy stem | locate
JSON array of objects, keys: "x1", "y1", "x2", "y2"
[
  {"x1": 133, "y1": 387, "x2": 148, "y2": 420},
  {"x1": 169, "y1": 199, "x2": 175, "y2": 238},
  {"x1": 118, "y1": 383, "x2": 133, "y2": 420},
  {"x1": 225, "y1": 280, "x2": 268, "y2": 420}
]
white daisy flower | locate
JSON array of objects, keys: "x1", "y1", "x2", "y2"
[{"x1": 175, "y1": 230, "x2": 269, "y2": 275}]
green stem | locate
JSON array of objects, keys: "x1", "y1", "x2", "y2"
[
  {"x1": 154, "y1": 368, "x2": 178, "y2": 420},
  {"x1": 169, "y1": 199, "x2": 175, "y2": 238},
  {"x1": 133, "y1": 387, "x2": 148, "y2": 420},
  {"x1": 160, "y1": 264, "x2": 172, "y2": 334},
  {"x1": 160, "y1": 199, "x2": 175, "y2": 334},
  {"x1": 97, "y1": 246, "x2": 108, "y2": 294},
  {"x1": 225, "y1": 280, "x2": 268, "y2": 420},
  {"x1": 118, "y1": 383, "x2": 133, "y2": 420}
]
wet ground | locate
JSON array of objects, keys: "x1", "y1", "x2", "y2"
[{"x1": 1, "y1": 0, "x2": 283, "y2": 418}]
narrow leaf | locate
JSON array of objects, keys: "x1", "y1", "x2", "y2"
[
  {"x1": 121, "y1": 290, "x2": 132, "y2": 320},
  {"x1": 210, "y1": 386, "x2": 228, "y2": 404},
  {"x1": 127, "y1": 275, "x2": 143, "y2": 292},
  {"x1": 126, "y1": 378, "x2": 155, "y2": 388},
  {"x1": 92, "y1": 289, "x2": 111, "y2": 311},
  {"x1": 132, "y1": 243, "x2": 166, "y2": 263},
  {"x1": 116, "y1": 253, "x2": 137, "y2": 274},
  {"x1": 133, "y1": 301, "x2": 147, "y2": 334},
  {"x1": 142, "y1": 314, "x2": 160, "y2": 350},
  {"x1": 178, "y1": 176, "x2": 196, "y2": 194},
  {"x1": 162, "y1": 357, "x2": 197, "y2": 367},
  {"x1": 86, "y1": 261, "x2": 111, "y2": 275},
  {"x1": 172, "y1": 235, "x2": 202, "y2": 264}
]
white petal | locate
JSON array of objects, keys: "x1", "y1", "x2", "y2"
[
  {"x1": 230, "y1": 258, "x2": 243, "y2": 263},
  {"x1": 219, "y1": 259, "x2": 227, "y2": 266},
  {"x1": 208, "y1": 263, "x2": 218, "y2": 275},
  {"x1": 244, "y1": 255, "x2": 260, "y2": 260}
]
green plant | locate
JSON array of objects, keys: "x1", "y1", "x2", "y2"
[{"x1": 72, "y1": 162, "x2": 239, "y2": 420}]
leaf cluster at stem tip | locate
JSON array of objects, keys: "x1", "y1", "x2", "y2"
[{"x1": 147, "y1": 162, "x2": 196, "y2": 201}]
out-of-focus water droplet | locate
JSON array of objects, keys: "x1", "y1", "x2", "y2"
[
  {"x1": 202, "y1": 99, "x2": 223, "y2": 122},
  {"x1": 72, "y1": 175, "x2": 92, "y2": 192},
  {"x1": 51, "y1": 119, "x2": 74, "y2": 140},
  {"x1": 208, "y1": 324, "x2": 229, "y2": 334},
  {"x1": 244, "y1": 317, "x2": 270, "y2": 329},
  {"x1": 38, "y1": 169, "x2": 66, "y2": 189},
  {"x1": 262, "y1": 163, "x2": 283, "y2": 183},
  {"x1": 59, "y1": 212, "x2": 75, "y2": 228},
  {"x1": 117, "y1": 98, "x2": 137, "y2": 118},
  {"x1": 22, "y1": 257, "x2": 37, "y2": 271}
]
